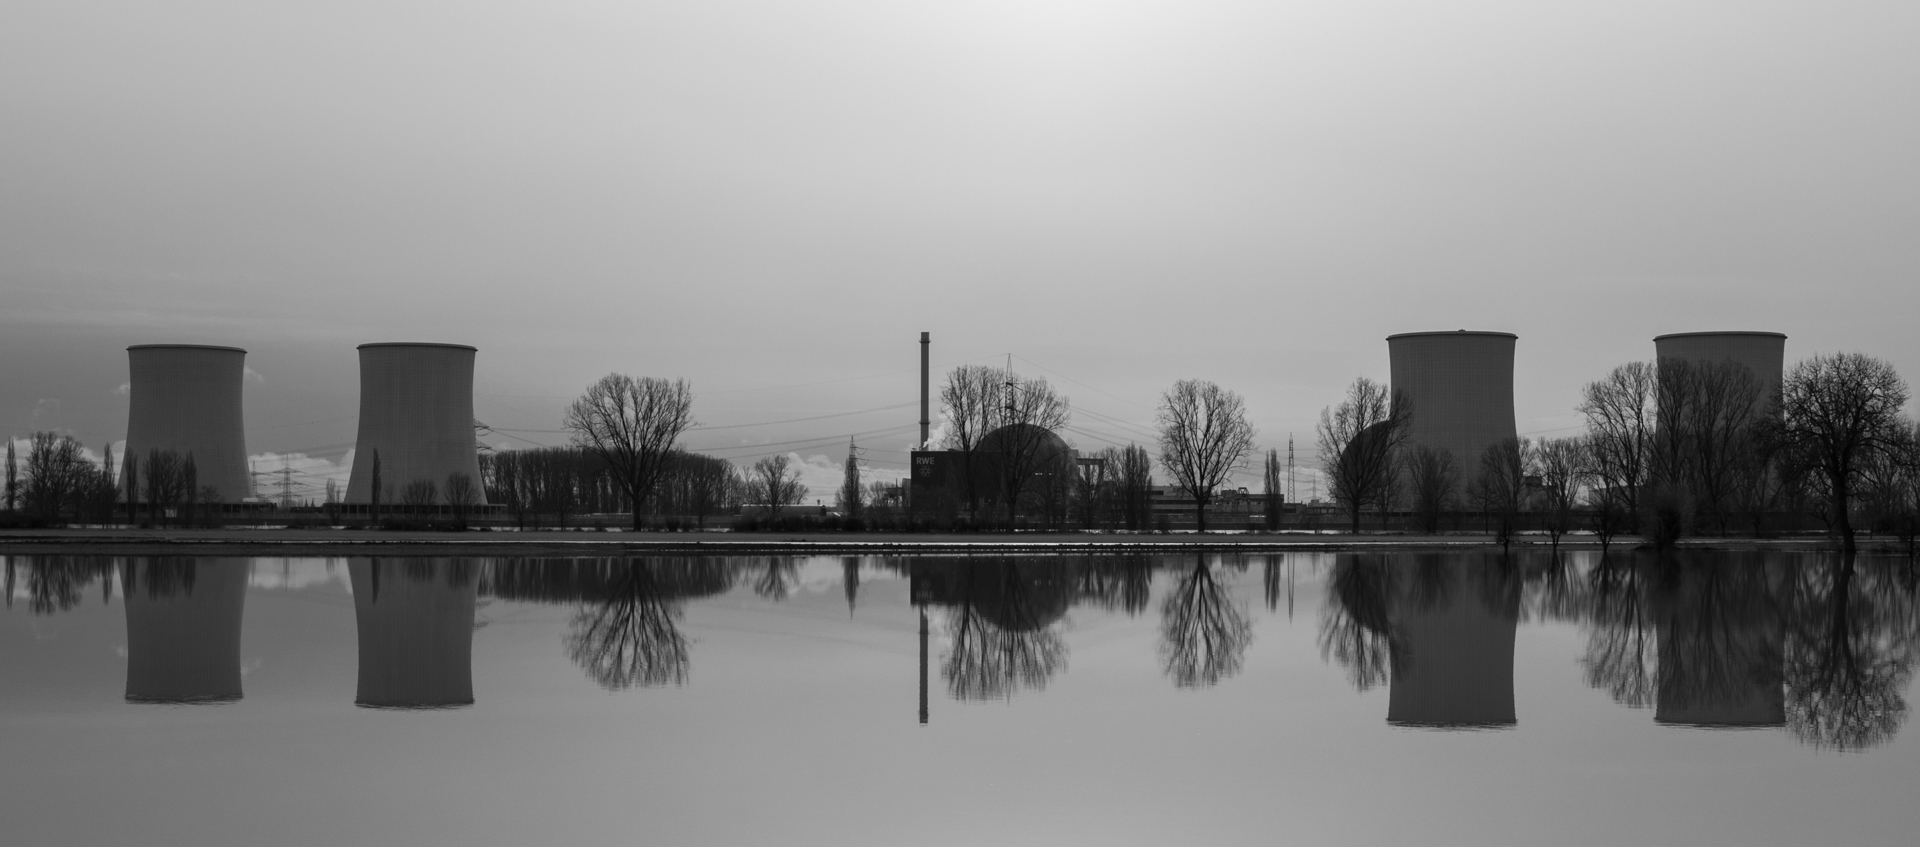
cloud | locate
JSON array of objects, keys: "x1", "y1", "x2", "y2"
[
  {"x1": 31, "y1": 398, "x2": 61, "y2": 420},
  {"x1": 243, "y1": 366, "x2": 265, "y2": 385},
  {"x1": 114, "y1": 382, "x2": 130, "y2": 396},
  {"x1": 247, "y1": 449, "x2": 355, "y2": 505}
]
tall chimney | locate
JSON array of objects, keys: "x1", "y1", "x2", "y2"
[{"x1": 919, "y1": 332, "x2": 930, "y2": 449}]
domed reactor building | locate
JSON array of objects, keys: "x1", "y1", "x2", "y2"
[
  {"x1": 345, "y1": 343, "x2": 486, "y2": 505},
  {"x1": 1386, "y1": 331, "x2": 1517, "y2": 474},
  {"x1": 350, "y1": 559, "x2": 477, "y2": 708},
  {"x1": 123, "y1": 344, "x2": 254, "y2": 502},
  {"x1": 121, "y1": 559, "x2": 250, "y2": 704}
]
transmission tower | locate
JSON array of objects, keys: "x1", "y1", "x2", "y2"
[
  {"x1": 278, "y1": 460, "x2": 295, "y2": 511},
  {"x1": 1287, "y1": 435, "x2": 1295, "y2": 503}
]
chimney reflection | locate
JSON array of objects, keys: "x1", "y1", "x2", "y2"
[
  {"x1": 350, "y1": 559, "x2": 477, "y2": 709},
  {"x1": 121, "y1": 558, "x2": 249, "y2": 704},
  {"x1": 1385, "y1": 558, "x2": 1520, "y2": 729}
]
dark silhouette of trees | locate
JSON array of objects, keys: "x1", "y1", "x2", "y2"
[
  {"x1": 565, "y1": 374, "x2": 696, "y2": 530},
  {"x1": 1782, "y1": 554, "x2": 1917, "y2": 750},
  {"x1": 554, "y1": 560, "x2": 732, "y2": 690},
  {"x1": 444, "y1": 472, "x2": 479, "y2": 529},
  {"x1": 1405, "y1": 445, "x2": 1459, "y2": 535},
  {"x1": 1471, "y1": 437, "x2": 1530, "y2": 549},
  {"x1": 934, "y1": 561, "x2": 1071, "y2": 700},
  {"x1": 1155, "y1": 379, "x2": 1256, "y2": 533},
  {"x1": 1262, "y1": 449, "x2": 1284, "y2": 531},
  {"x1": 748, "y1": 454, "x2": 808, "y2": 520},
  {"x1": 4, "y1": 438, "x2": 16, "y2": 513},
  {"x1": 1534, "y1": 436, "x2": 1589, "y2": 549},
  {"x1": 837, "y1": 439, "x2": 862, "y2": 523},
  {"x1": 1160, "y1": 558, "x2": 1252, "y2": 686},
  {"x1": 983, "y1": 376, "x2": 1072, "y2": 529},
  {"x1": 1317, "y1": 378, "x2": 1410, "y2": 534},
  {"x1": 1773, "y1": 353, "x2": 1910, "y2": 553},
  {"x1": 752, "y1": 559, "x2": 799, "y2": 601},
  {"x1": 1109, "y1": 444, "x2": 1154, "y2": 531},
  {"x1": 1317, "y1": 555, "x2": 1398, "y2": 691},
  {"x1": 1578, "y1": 361, "x2": 1656, "y2": 531},
  {"x1": 939, "y1": 364, "x2": 1003, "y2": 519},
  {"x1": 22, "y1": 432, "x2": 89, "y2": 522}
]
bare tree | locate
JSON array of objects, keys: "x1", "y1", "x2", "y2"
[
  {"x1": 1405, "y1": 445, "x2": 1459, "y2": 535},
  {"x1": 1111, "y1": 444, "x2": 1154, "y2": 531},
  {"x1": 749, "y1": 454, "x2": 808, "y2": 521},
  {"x1": 837, "y1": 438, "x2": 862, "y2": 522},
  {"x1": 401, "y1": 479, "x2": 439, "y2": 518},
  {"x1": 939, "y1": 364, "x2": 1004, "y2": 519},
  {"x1": 1156, "y1": 379, "x2": 1256, "y2": 533},
  {"x1": 982, "y1": 374, "x2": 1071, "y2": 529},
  {"x1": 1773, "y1": 353, "x2": 1910, "y2": 552},
  {"x1": 1578, "y1": 361, "x2": 1656, "y2": 529},
  {"x1": 1475, "y1": 436, "x2": 1531, "y2": 550},
  {"x1": 369, "y1": 450, "x2": 383, "y2": 524},
  {"x1": 675, "y1": 452, "x2": 736, "y2": 530},
  {"x1": 22, "y1": 433, "x2": 88, "y2": 522},
  {"x1": 1317, "y1": 378, "x2": 1410, "y2": 535},
  {"x1": 4, "y1": 438, "x2": 17, "y2": 513},
  {"x1": 1534, "y1": 436, "x2": 1588, "y2": 549},
  {"x1": 1072, "y1": 455, "x2": 1112, "y2": 530},
  {"x1": 141, "y1": 449, "x2": 190, "y2": 526},
  {"x1": 1262, "y1": 449, "x2": 1284, "y2": 531},
  {"x1": 565, "y1": 374, "x2": 695, "y2": 530},
  {"x1": 444, "y1": 472, "x2": 479, "y2": 529}
]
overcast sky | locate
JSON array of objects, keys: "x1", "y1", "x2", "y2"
[{"x1": 4, "y1": 0, "x2": 1917, "y2": 497}]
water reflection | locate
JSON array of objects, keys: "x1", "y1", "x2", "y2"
[
  {"x1": 1782, "y1": 554, "x2": 1918, "y2": 750},
  {"x1": 6, "y1": 557, "x2": 115, "y2": 615},
  {"x1": 1320, "y1": 555, "x2": 1521, "y2": 728},
  {"x1": 1160, "y1": 557, "x2": 1252, "y2": 687},
  {"x1": 912, "y1": 559, "x2": 1071, "y2": 702},
  {"x1": 122, "y1": 558, "x2": 248, "y2": 704},
  {"x1": 350, "y1": 559, "x2": 477, "y2": 709},
  {"x1": 484, "y1": 558, "x2": 731, "y2": 691}
]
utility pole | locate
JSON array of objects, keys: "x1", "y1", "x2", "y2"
[
  {"x1": 1287, "y1": 434, "x2": 1295, "y2": 503},
  {"x1": 278, "y1": 461, "x2": 294, "y2": 511}
]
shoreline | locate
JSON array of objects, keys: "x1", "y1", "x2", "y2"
[{"x1": 0, "y1": 528, "x2": 1858, "y2": 557}]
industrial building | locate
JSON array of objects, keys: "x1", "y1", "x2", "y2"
[
  {"x1": 350, "y1": 559, "x2": 477, "y2": 708},
  {"x1": 122, "y1": 344, "x2": 255, "y2": 502},
  {"x1": 121, "y1": 559, "x2": 249, "y2": 704},
  {"x1": 1653, "y1": 331, "x2": 1787, "y2": 410},
  {"x1": 344, "y1": 343, "x2": 486, "y2": 505},
  {"x1": 1387, "y1": 330, "x2": 1518, "y2": 475}
]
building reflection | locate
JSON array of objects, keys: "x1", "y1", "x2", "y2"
[
  {"x1": 349, "y1": 559, "x2": 477, "y2": 709},
  {"x1": 1321, "y1": 554, "x2": 1521, "y2": 728},
  {"x1": 121, "y1": 558, "x2": 249, "y2": 704},
  {"x1": 911, "y1": 559, "x2": 1071, "y2": 717}
]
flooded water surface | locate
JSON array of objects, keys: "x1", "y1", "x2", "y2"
[{"x1": 4, "y1": 551, "x2": 1917, "y2": 846}]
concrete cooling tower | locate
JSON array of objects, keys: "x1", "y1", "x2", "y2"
[
  {"x1": 1387, "y1": 331, "x2": 1517, "y2": 473},
  {"x1": 123, "y1": 345, "x2": 254, "y2": 502},
  {"x1": 350, "y1": 559, "x2": 477, "y2": 708},
  {"x1": 1653, "y1": 331, "x2": 1787, "y2": 407},
  {"x1": 122, "y1": 559, "x2": 250, "y2": 704},
  {"x1": 344, "y1": 343, "x2": 485, "y2": 504},
  {"x1": 1386, "y1": 560, "x2": 1520, "y2": 728}
]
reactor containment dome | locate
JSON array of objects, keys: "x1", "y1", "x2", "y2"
[
  {"x1": 345, "y1": 343, "x2": 486, "y2": 505},
  {"x1": 123, "y1": 344, "x2": 254, "y2": 502},
  {"x1": 1386, "y1": 330, "x2": 1518, "y2": 473}
]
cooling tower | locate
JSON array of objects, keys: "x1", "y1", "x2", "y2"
[
  {"x1": 1653, "y1": 331, "x2": 1787, "y2": 406},
  {"x1": 121, "y1": 559, "x2": 250, "y2": 704},
  {"x1": 1387, "y1": 331, "x2": 1517, "y2": 473},
  {"x1": 123, "y1": 345, "x2": 253, "y2": 502},
  {"x1": 350, "y1": 559, "x2": 477, "y2": 708},
  {"x1": 1386, "y1": 559, "x2": 1520, "y2": 728},
  {"x1": 344, "y1": 343, "x2": 485, "y2": 504}
]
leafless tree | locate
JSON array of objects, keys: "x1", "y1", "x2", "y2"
[
  {"x1": 1317, "y1": 556, "x2": 1398, "y2": 692},
  {"x1": 939, "y1": 364, "x2": 1004, "y2": 518},
  {"x1": 565, "y1": 374, "x2": 696, "y2": 530},
  {"x1": 1782, "y1": 555, "x2": 1918, "y2": 750},
  {"x1": 749, "y1": 454, "x2": 808, "y2": 520},
  {"x1": 444, "y1": 472, "x2": 479, "y2": 529},
  {"x1": 401, "y1": 479, "x2": 439, "y2": 514},
  {"x1": 1316, "y1": 378, "x2": 1410, "y2": 534},
  {"x1": 673, "y1": 452, "x2": 736, "y2": 530},
  {"x1": 1405, "y1": 445, "x2": 1459, "y2": 535},
  {"x1": 22, "y1": 432, "x2": 89, "y2": 522},
  {"x1": 1475, "y1": 436, "x2": 1531, "y2": 550},
  {"x1": 1155, "y1": 379, "x2": 1256, "y2": 533},
  {"x1": 4, "y1": 438, "x2": 17, "y2": 513},
  {"x1": 141, "y1": 448, "x2": 191, "y2": 526},
  {"x1": 1577, "y1": 361, "x2": 1656, "y2": 529},
  {"x1": 1650, "y1": 358, "x2": 1767, "y2": 535},
  {"x1": 1534, "y1": 436, "x2": 1588, "y2": 549},
  {"x1": 1110, "y1": 444, "x2": 1154, "y2": 531},
  {"x1": 1773, "y1": 353, "x2": 1910, "y2": 552},
  {"x1": 982, "y1": 374, "x2": 1072, "y2": 529},
  {"x1": 1262, "y1": 449, "x2": 1284, "y2": 531},
  {"x1": 1072, "y1": 454, "x2": 1112, "y2": 530},
  {"x1": 368, "y1": 450, "x2": 383, "y2": 524}
]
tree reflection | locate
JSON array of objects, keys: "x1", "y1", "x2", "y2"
[
  {"x1": 490, "y1": 558, "x2": 734, "y2": 691},
  {"x1": 1580, "y1": 554, "x2": 1659, "y2": 708},
  {"x1": 1651, "y1": 554, "x2": 1783, "y2": 727},
  {"x1": 1160, "y1": 558, "x2": 1252, "y2": 687},
  {"x1": 1782, "y1": 554, "x2": 1918, "y2": 750},
  {"x1": 926, "y1": 560, "x2": 1070, "y2": 701},
  {"x1": 1318, "y1": 555, "x2": 1397, "y2": 691},
  {"x1": 13, "y1": 557, "x2": 116, "y2": 615},
  {"x1": 753, "y1": 559, "x2": 799, "y2": 602}
]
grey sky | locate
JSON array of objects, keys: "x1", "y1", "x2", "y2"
[{"x1": 4, "y1": 0, "x2": 1916, "y2": 493}]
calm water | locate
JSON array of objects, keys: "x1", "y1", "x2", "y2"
[{"x1": 4, "y1": 551, "x2": 1917, "y2": 846}]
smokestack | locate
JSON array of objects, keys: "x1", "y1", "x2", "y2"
[{"x1": 919, "y1": 332, "x2": 930, "y2": 449}]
